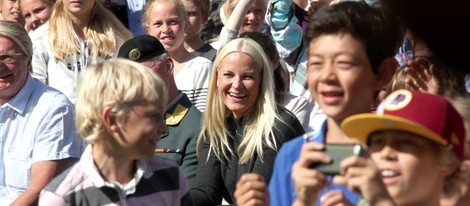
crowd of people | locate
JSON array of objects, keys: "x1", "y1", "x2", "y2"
[{"x1": 0, "y1": 0, "x2": 469, "y2": 205}]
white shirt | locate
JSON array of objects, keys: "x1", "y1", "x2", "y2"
[
  {"x1": 174, "y1": 57, "x2": 212, "y2": 112},
  {"x1": 0, "y1": 76, "x2": 84, "y2": 205},
  {"x1": 28, "y1": 23, "x2": 48, "y2": 46},
  {"x1": 282, "y1": 94, "x2": 312, "y2": 132},
  {"x1": 31, "y1": 24, "x2": 123, "y2": 103},
  {"x1": 81, "y1": 145, "x2": 149, "y2": 195}
]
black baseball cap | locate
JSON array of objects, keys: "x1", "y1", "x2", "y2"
[{"x1": 118, "y1": 35, "x2": 166, "y2": 62}]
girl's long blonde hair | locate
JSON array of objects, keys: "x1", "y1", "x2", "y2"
[
  {"x1": 197, "y1": 38, "x2": 282, "y2": 164},
  {"x1": 49, "y1": 0, "x2": 132, "y2": 61}
]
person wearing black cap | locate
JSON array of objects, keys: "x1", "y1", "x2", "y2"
[{"x1": 118, "y1": 35, "x2": 200, "y2": 187}]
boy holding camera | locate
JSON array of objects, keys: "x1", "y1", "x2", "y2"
[
  {"x1": 234, "y1": 2, "x2": 401, "y2": 205},
  {"x1": 331, "y1": 89, "x2": 465, "y2": 206}
]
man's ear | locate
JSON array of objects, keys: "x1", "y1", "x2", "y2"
[
  {"x1": 374, "y1": 57, "x2": 398, "y2": 90},
  {"x1": 102, "y1": 107, "x2": 119, "y2": 132},
  {"x1": 165, "y1": 57, "x2": 174, "y2": 75},
  {"x1": 27, "y1": 58, "x2": 32, "y2": 73}
]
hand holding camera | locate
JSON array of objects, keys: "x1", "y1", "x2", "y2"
[
  {"x1": 291, "y1": 139, "x2": 365, "y2": 206},
  {"x1": 309, "y1": 144, "x2": 364, "y2": 175},
  {"x1": 292, "y1": 141, "x2": 331, "y2": 206}
]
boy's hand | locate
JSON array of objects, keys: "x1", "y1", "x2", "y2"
[
  {"x1": 235, "y1": 174, "x2": 270, "y2": 206},
  {"x1": 292, "y1": 141, "x2": 331, "y2": 205},
  {"x1": 333, "y1": 156, "x2": 395, "y2": 205},
  {"x1": 403, "y1": 58, "x2": 439, "y2": 94},
  {"x1": 320, "y1": 190, "x2": 354, "y2": 206}
]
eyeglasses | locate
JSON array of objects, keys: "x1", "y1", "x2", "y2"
[{"x1": 0, "y1": 53, "x2": 24, "y2": 64}]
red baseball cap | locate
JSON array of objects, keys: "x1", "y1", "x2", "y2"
[{"x1": 341, "y1": 90, "x2": 465, "y2": 160}]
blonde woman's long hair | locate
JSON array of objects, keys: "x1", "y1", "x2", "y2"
[
  {"x1": 197, "y1": 38, "x2": 281, "y2": 164},
  {"x1": 49, "y1": 0, "x2": 132, "y2": 61}
]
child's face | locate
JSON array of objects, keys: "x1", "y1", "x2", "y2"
[
  {"x1": 228, "y1": 0, "x2": 266, "y2": 34},
  {"x1": 20, "y1": 0, "x2": 52, "y2": 31},
  {"x1": 307, "y1": 34, "x2": 380, "y2": 122},
  {"x1": 216, "y1": 52, "x2": 261, "y2": 119},
  {"x1": 63, "y1": 0, "x2": 94, "y2": 18},
  {"x1": 369, "y1": 131, "x2": 445, "y2": 205},
  {"x1": 146, "y1": 2, "x2": 186, "y2": 52},
  {"x1": 183, "y1": 0, "x2": 205, "y2": 40},
  {"x1": 116, "y1": 103, "x2": 167, "y2": 159},
  {"x1": 1, "y1": 0, "x2": 24, "y2": 25}
]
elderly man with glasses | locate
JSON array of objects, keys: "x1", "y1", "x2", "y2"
[{"x1": 0, "y1": 20, "x2": 84, "y2": 205}]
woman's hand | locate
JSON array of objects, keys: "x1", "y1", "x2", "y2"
[{"x1": 235, "y1": 173, "x2": 270, "y2": 206}]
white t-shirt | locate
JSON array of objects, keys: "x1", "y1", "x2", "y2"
[
  {"x1": 174, "y1": 57, "x2": 212, "y2": 112},
  {"x1": 282, "y1": 94, "x2": 312, "y2": 132},
  {"x1": 31, "y1": 24, "x2": 124, "y2": 103}
]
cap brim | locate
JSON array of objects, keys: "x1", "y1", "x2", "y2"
[{"x1": 341, "y1": 113, "x2": 447, "y2": 146}]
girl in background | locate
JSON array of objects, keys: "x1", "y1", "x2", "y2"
[
  {"x1": 20, "y1": 0, "x2": 55, "y2": 42},
  {"x1": 32, "y1": 0, "x2": 132, "y2": 103},
  {"x1": 0, "y1": 0, "x2": 25, "y2": 25},
  {"x1": 20, "y1": 0, "x2": 54, "y2": 31},
  {"x1": 211, "y1": 0, "x2": 266, "y2": 50},
  {"x1": 144, "y1": 0, "x2": 212, "y2": 111}
]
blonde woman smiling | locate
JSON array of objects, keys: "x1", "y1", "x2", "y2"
[{"x1": 190, "y1": 38, "x2": 304, "y2": 205}]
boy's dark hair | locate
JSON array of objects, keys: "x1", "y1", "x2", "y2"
[
  {"x1": 305, "y1": 2, "x2": 402, "y2": 73},
  {"x1": 239, "y1": 32, "x2": 288, "y2": 103}
]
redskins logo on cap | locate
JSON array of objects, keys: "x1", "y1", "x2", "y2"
[
  {"x1": 383, "y1": 90, "x2": 412, "y2": 111},
  {"x1": 128, "y1": 48, "x2": 141, "y2": 61}
]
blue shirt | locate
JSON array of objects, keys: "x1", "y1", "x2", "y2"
[
  {"x1": 127, "y1": 0, "x2": 146, "y2": 36},
  {"x1": 269, "y1": 120, "x2": 362, "y2": 206},
  {"x1": 0, "y1": 76, "x2": 84, "y2": 205}
]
